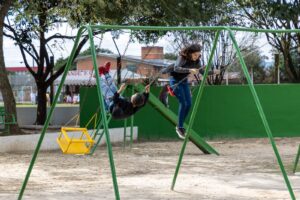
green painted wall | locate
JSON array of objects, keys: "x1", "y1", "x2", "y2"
[{"x1": 80, "y1": 84, "x2": 300, "y2": 140}]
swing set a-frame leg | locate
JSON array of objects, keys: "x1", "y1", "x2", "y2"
[
  {"x1": 17, "y1": 26, "x2": 87, "y2": 200},
  {"x1": 18, "y1": 26, "x2": 121, "y2": 200},
  {"x1": 87, "y1": 26, "x2": 120, "y2": 200},
  {"x1": 293, "y1": 144, "x2": 300, "y2": 173},
  {"x1": 171, "y1": 29, "x2": 296, "y2": 200}
]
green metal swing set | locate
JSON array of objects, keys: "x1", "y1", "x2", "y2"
[{"x1": 18, "y1": 25, "x2": 300, "y2": 200}]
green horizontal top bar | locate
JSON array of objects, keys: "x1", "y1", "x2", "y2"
[{"x1": 88, "y1": 24, "x2": 300, "y2": 33}]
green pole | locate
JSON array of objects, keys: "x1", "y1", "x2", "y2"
[
  {"x1": 130, "y1": 114, "x2": 134, "y2": 148},
  {"x1": 89, "y1": 115, "x2": 113, "y2": 155},
  {"x1": 171, "y1": 31, "x2": 221, "y2": 190},
  {"x1": 130, "y1": 85, "x2": 134, "y2": 148},
  {"x1": 18, "y1": 26, "x2": 86, "y2": 200},
  {"x1": 123, "y1": 119, "x2": 127, "y2": 149},
  {"x1": 92, "y1": 117, "x2": 104, "y2": 140},
  {"x1": 87, "y1": 26, "x2": 120, "y2": 200},
  {"x1": 227, "y1": 29, "x2": 295, "y2": 200},
  {"x1": 89, "y1": 25, "x2": 300, "y2": 34},
  {"x1": 89, "y1": 89, "x2": 127, "y2": 155},
  {"x1": 293, "y1": 145, "x2": 300, "y2": 173}
]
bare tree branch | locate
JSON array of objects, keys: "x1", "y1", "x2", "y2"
[
  {"x1": 45, "y1": 30, "x2": 105, "y2": 86},
  {"x1": 12, "y1": 41, "x2": 36, "y2": 77},
  {"x1": 4, "y1": 22, "x2": 40, "y2": 64},
  {"x1": 46, "y1": 33, "x2": 76, "y2": 43}
]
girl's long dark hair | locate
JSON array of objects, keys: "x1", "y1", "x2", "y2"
[{"x1": 180, "y1": 44, "x2": 202, "y2": 61}]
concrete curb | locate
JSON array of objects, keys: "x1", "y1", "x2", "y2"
[{"x1": 0, "y1": 127, "x2": 138, "y2": 153}]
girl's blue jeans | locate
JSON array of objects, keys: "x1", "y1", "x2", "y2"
[{"x1": 170, "y1": 77, "x2": 192, "y2": 128}]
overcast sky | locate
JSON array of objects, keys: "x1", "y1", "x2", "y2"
[
  {"x1": 3, "y1": 24, "x2": 174, "y2": 67},
  {"x1": 3, "y1": 25, "x2": 273, "y2": 67}
]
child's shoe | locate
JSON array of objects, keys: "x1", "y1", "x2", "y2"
[
  {"x1": 104, "y1": 62, "x2": 111, "y2": 73},
  {"x1": 98, "y1": 66, "x2": 106, "y2": 75}
]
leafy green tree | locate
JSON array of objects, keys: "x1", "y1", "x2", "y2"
[
  {"x1": 164, "y1": 53, "x2": 177, "y2": 60},
  {"x1": 79, "y1": 46, "x2": 113, "y2": 57},
  {"x1": 234, "y1": 0, "x2": 300, "y2": 82},
  {"x1": 4, "y1": 0, "x2": 173, "y2": 124},
  {"x1": 237, "y1": 47, "x2": 267, "y2": 84},
  {"x1": 4, "y1": 1, "x2": 105, "y2": 124},
  {"x1": 0, "y1": 0, "x2": 24, "y2": 134}
]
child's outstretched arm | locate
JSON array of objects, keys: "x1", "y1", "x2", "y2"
[
  {"x1": 117, "y1": 83, "x2": 127, "y2": 94},
  {"x1": 113, "y1": 83, "x2": 127, "y2": 104},
  {"x1": 145, "y1": 84, "x2": 150, "y2": 93}
]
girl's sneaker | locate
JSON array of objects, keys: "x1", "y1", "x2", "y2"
[{"x1": 176, "y1": 126, "x2": 186, "y2": 139}]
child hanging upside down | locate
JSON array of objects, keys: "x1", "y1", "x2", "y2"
[{"x1": 96, "y1": 62, "x2": 150, "y2": 120}]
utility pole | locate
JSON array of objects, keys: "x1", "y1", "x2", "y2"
[
  {"x1": 112, "y1": 36, "x2": 122, "y2": 85},
  {"x1": 297, "y1": 44, "x2": 300, "y2": 69},
  {"x1": 50, "y1": 56, "x2": 54, "y2": 104},
  {"x1": 47, "y1": 43, "x2": 55, "y2": 105},
  {"x1": 274, "y1": 53, "x2": 280, "y2": 84},
  {"x1": 117, "y1": 56, "x2": 121, "y2": 85}
]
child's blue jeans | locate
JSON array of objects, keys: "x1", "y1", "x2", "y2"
[
  {"x1": 169, "y1": 77, "x2": 192, "y2": 128},
  {"x1": 98, "y1": 74, "x2": 118, "y2": 111}
]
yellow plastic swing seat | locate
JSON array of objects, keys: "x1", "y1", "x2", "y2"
[{"x1": 57, "y1": 127, "x2": 95, "y2": 154}]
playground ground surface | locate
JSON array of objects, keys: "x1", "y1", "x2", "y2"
[{"x1": 1, "y1": 137, "x2": 300, "y2": 200}]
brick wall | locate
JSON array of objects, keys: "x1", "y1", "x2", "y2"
[{"x1": 141, "y1": 46, "x2": 164, "y2": 59}]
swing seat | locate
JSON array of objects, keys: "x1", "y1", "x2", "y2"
[{"x1": 57, "y1": 127, "x2": 95, "y2": 154}]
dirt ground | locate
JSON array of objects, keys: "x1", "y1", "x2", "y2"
[{"x1": 1, "y1": 137, "x2": 300, "y2": 200}]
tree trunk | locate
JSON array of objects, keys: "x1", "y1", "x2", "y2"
[
  {"x1": 280, "y1": 39, "x2": 298, "y2": 82},
  {"x1": 284, "y1": 53, "x2": 298, "y2": 82},
  {"x1": 0, "y1": 1, "x2": 24, "y2": 134},
  {"x1": 35, "y1": 84, "x2": 47, "y2": 125},
  {"x1": 274, "y1": 53, "x2": 279, "y2": 83}
]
